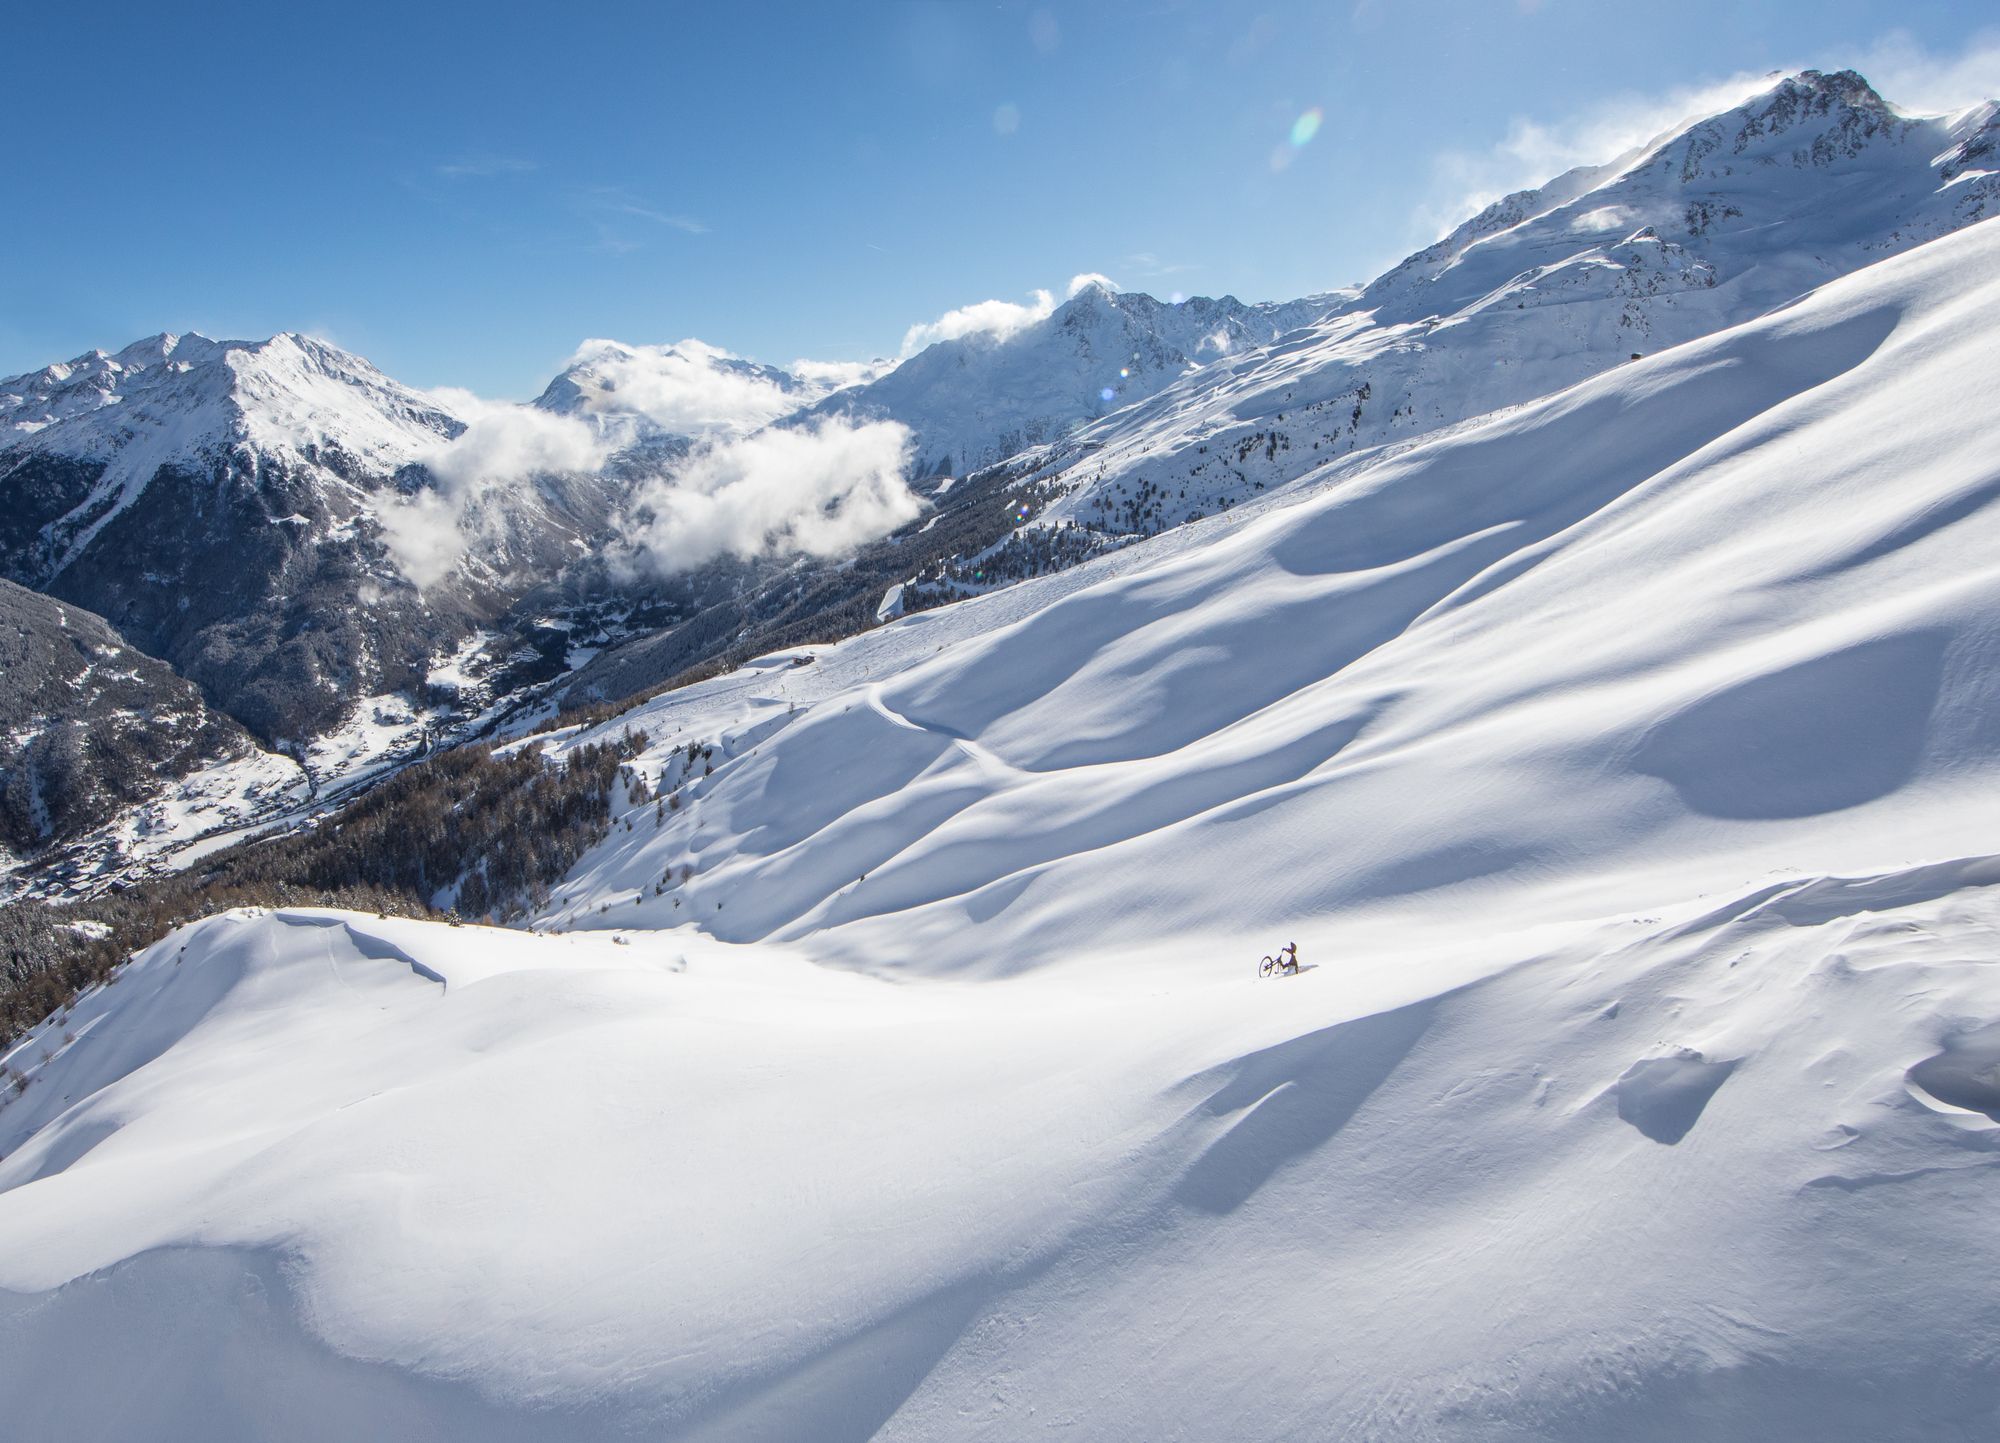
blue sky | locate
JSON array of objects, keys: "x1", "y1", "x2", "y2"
[{"x1": 5, "y1": 1, "x2": 1997, "y2": 396}]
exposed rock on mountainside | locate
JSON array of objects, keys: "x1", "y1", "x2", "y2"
[{"x1": 0, "y1": 580, "x2": 257, "y2": 857}]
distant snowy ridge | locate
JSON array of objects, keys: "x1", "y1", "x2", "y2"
[
  {"x1": 803, "y1": 280, "x2": 1345, "y2": 477},
  {"x1": 1014, "y1": 70, "x2": 2000, "y2": 541},
  {"x1": 0, "y1": 330, "x2": 461, "y2": 576},
  {"x1": 0, "y1": 330, "x2": 623, "y2": 743},
  {"x1": 530, "y1": 337, "x2": 884, "y2": 461}
]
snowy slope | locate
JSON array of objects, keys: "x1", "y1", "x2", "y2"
[
  {"x1": 5, "y1": 870, "x2": 1999, "y2": 1440},
  {"x1": 550, "y1": 209, "x2": 2000, "y2": 968},
  {"x1": 3, "y1": 209, "x2": 1999, "y2": 1437},
  {"x1": 1017, "y1": 72, "x2": 2000, "y2": 538}
]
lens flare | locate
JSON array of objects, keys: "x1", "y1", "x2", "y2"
[
  {"x1": 1289, "y1": 107, "x2": 1323, "y2": 149},
  {"x1": 1099, "y1": 387, "x2": 1116, "y2": 403}
]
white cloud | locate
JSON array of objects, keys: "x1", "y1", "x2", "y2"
[
  {"x1": 900, "y1": 289, "x2": 1056, "y2": 356},
  {"x1": 574, "y1": 187, "x2": 709, "y2": 253},
  {"x1": 1571, "y1": 204, "x2": 1638, "y2": 234},
  {"x1": 1124, "y1": 251, "x2": 1196, "y2": 280},
  {"x1": 1416, "y1": 69, "x2": 1776, "y2": 244},
  {"x1": 435, "y1": 155, "x2": 537, "y2": 180},
  {"x1": 1849, "y1": 29, "x2": 2000, "y2": 115},
  {"x1": 376, "y1": 488, "x2": 467, "y2": 592},
  {"x1": 380, "y1": 390, "x2": 606, "y2": 589},
  {"x1": 377, "y1": 342, "x2": 918, "y2": 589},
  {"x1": 623, "y1": 417, "x2": 922, "y2": 576},
  {"x1": 788, "y1": 356, "x2": 891, "y2": 390},
  {"x1": 563, "y1": 340, "x2": 802, "y2": 440},
  {"x1": 899, "y1": 273, "x2": 1120, "y2": 357},
  {"x1": 425, "y1": 388, "x2": 607, "y2": 487}
]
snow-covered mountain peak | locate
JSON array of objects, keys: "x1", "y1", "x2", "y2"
[
  {"x1": 1362, "y1": 71, "x2": 1966, "y2": 332},
  {"x1": 804, "y1": 284, "x2": 1342, "y2": 473},
  {"x1": 994, "y1": 69, "x2": 2000, "y2": 564},
  {"x1": 1, "y1": 329, "x2": 460, "y2": 470},
  {"x1": 215, "y1": 331, "x2": 463, "y2": 468},
  {"x1": 1633, "y1": 67, "x2": 1907, "y2": 185},
  {"x1": 0, "y1": 334, "x2": 482, "y2": 740},
  {"x1": 531, "y1": 336, "x2": 862, "y2": 451},
  {"x1": 4, "y1": 331, "x2": 217, "y2": 440}
]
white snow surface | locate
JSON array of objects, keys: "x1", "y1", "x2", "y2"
[{"x1": 5, "y1": 199, "x2": 2000, "y2": 1438}]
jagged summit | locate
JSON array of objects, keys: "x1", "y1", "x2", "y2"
[
  {"x1": 804, "y1": 283, "x2": 1341, "y2": 473},
  {"x1": 1, "y1": 328, "x2": 461, "y2": 477},
  {"x1": 1006, "y1": 67, "x2": 2000, "y2": 552},
  {"x1": 0, "y1": 334, "x2": 507, "y2": 741},
  {"x1": 1363, "y1": 68, "x2": 1940, "y2": 323}
]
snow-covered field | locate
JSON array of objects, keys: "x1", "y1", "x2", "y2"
[{"x1": 6, "y1": 143, "x2": 2000, "y2": 1443}]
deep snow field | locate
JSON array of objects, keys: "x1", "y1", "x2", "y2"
[{"x1": 5, "y1": 219, "x2": 2000, "y2": 1439}]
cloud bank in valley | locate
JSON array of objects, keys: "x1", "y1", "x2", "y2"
[
  {"x1": 380, "y1": 363, "x2": 923, "y2": 590},
  {"x1": 623, "y1": 417, "x2": 920, "y2": 576},
  {"x1": 380, "y1": 389, "x2": 606, "y2": 589},
  {"x1": 561, "y1": 339, "x2": 813, "y2": 441}
]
